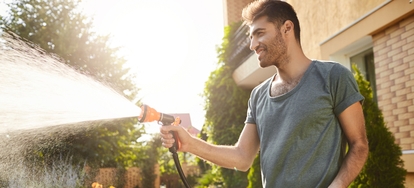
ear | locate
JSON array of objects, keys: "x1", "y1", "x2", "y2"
[{"x1": 282, "y1": 20, "x2": 294, "y2": 34}]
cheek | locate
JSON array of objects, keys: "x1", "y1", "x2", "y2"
[{"x1": 275, "y1": 37, "x2": 287, "y2": 53}]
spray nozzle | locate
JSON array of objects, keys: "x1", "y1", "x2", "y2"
[
  {"x1": 139, "y1": 105, "x2": 177, "y2": 125},
  {"x1": 139, "y1": 105, "x2": 181, "y2": 125},
  {"x1": 138, "y1": 104, "x2": 181, "y2": 152}
]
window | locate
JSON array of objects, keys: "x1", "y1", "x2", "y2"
[{"x1": 350, "y1": 48, "x2": 377, "y2": 103}]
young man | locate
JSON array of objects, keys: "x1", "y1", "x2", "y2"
[{"x1": 160, "y1": 0, "x2": 368, "y2": 187}]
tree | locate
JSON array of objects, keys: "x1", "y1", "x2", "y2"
[
  {"x1": 201, "y1": 23, "x2": 252, "y2": 188},
  {"x1": 0, "y1": 0, "x2": 145, "y2": 174},
  {"x1": 350, "y1": 64, "x2": 406, "y2": 188}
]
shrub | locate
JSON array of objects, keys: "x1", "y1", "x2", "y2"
[{"x1": 350, "y1": 64, "x2": 406, "y2": 188}]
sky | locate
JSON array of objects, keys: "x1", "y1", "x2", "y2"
[{"x1": 79, "y1": 0, "x2": 225, "y2": 133}]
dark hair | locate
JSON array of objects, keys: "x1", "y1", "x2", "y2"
[{"x1": 242, "y1": 0, "x2": 301, "y2": 43}]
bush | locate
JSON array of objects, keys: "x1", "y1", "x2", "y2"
[
  {"x1": 350, "y1": 64, "x2": 406, "y2": 188},
  {"x1": 247, "y1": 154, "x2": 262, "y2": 188}
]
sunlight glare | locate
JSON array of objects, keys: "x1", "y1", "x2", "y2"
[{"x1": 80, "y1": 0, "x2": 224, "y2": 132}]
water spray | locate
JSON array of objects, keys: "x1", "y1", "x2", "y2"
[{"x1": 138, "y1": 105, "x2": 191, "y2": 188}]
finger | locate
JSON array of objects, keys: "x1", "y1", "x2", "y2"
[
  {"x1": 162, "y1": 142, "x2": 173, "y2": 148},
  {"x1": 161, "y1": 136, "x2": 175, "y2": 143},
  {"x1": 160, "y1": 124, "x2": 180, "y2": 132},
  {"x1": 159, "y1": 130, "x2": 174, "y2": 139},
  {"x1": 159, "y1": 127, "x2": 170, "y2": 135},
  {"x1": 161, "y1": 138, "x2": 175, "y2": 148}
]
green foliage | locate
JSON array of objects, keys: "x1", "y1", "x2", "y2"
[
  {"x1": 158, "y1": 144, "x2": 201, "y2": 187},
  {"x1": 204, "y1": 65, "x2": 250, "y2": 145},
  {"x1": 158, "y1": 143, "x2": 185, "y2": 177},
  {"x1": 141, "y1": 136, "x2": 162, "y2": 188},
  {"x1": 201, "y1": 22, "x2": 251, "y2": 187},
  {"x1": 195, "y1": 169, "x2": 224, "y2": 188},
  {"x1": 247, "y1": 153, "x2": 262, "y2": 188},
  {"x1": 195, "y1": 129, "x2": 212, "y2": 173},
  {"x1": 27, "y1": 118, "x2": 146, "y2": 168},
  {"x1": 67, "y1": 119, "x2": 146, "y2": 168},
  {"x1": 350, "y1": 64, "x2": 406, "y2": 188}
]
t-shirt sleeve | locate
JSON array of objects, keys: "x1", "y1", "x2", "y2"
[
  {"x1": 245, "y1": 94, "x2": 256, "y2": 124},
  {"x1": 330, "y1": 64, "x2": 365, "y2": 116}
]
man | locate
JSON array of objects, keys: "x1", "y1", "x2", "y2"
[{"x1": 160, "y1": 0, "x2": 368, "y2": 187}]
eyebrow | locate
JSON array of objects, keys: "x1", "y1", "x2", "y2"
[{"x1": 249, "y1": 28, "x2": 265, "y2": 39}]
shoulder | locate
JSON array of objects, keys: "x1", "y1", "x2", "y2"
[
  {"x1": 250, "y1": 75, "x2": 273, "y2": 100},
  {"x1": 312, "y1": 60, "x2": 346, "y2": 72},
  {"x1": 311, "y1": 60, "x2": 352, "y2": 79}
]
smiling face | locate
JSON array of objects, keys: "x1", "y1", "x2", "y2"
[{"x1": 249, "y1": 16, "x2": 288, "y2": 68}]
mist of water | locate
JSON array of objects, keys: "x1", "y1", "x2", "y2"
[
  {"x1": 0, "y1": 30, "x2": 141, "y2": 133},
  {"x1": 0, "y1": 29, "x2": 142, "y2": 186}
]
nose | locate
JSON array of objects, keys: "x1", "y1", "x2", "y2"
[{"x1": 250, "y1": 37, "x2": 259, "y2": 51}]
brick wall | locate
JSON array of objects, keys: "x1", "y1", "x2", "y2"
[{"x1": 372, "y1": 14, "x2": 414, "y2": 150}]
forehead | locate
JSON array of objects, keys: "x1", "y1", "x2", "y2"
[{"x1": 249, "y1": 16, "x2": 275, "y2": 34}]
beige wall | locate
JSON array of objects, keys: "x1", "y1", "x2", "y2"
[
  {"x1": 288, "y1": 0, "x2": 388, "y2": 59},
  {"x1": 407, "y1": 173, "x2": 414, "y2": 188},
  {"x1": 223, "y1": 0, "x2": 388, "y2": 59}
]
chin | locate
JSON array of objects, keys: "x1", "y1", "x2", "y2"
[{"x1": 259, "y1": 61, "x2": 270, "y2": 68}]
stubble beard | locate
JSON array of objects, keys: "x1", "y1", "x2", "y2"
[{"x1": 258, "y1": 33, "x2": 288, "y2": 68}]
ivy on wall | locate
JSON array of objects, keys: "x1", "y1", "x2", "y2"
[{"x1": 200, "y1": 22, "x2": 253, "y2": 188}]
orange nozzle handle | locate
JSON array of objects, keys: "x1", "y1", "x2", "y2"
[{"x1": 171, "y1": 117, "x2": 182, "y2": 151}]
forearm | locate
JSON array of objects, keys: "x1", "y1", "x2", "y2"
[
  {"x1": 329, "y1": 142, "x2": 369, "y2": 188},
  {"x1": 187, "y1": 136, "x2": 255, "y2": 171},
  {"x1": 161, "y1": 123, "x2": 260, "y2": 172},
  {"x1": 332, "y1": 102, "x2": 369, "y2": 187}
]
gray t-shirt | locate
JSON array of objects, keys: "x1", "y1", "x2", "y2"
[{"x1": 245, "y1": 60, "x2": 364, "y2": 188}]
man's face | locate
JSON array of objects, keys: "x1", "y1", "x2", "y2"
[{"x1": 249, "y1": 16, "x2": 288, "y2": 68}]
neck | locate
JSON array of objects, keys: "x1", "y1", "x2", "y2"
[{"x1": 275, "y1": 48, "x2": 311, "y2": 83}]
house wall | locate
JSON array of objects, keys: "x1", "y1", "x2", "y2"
[
  {"x1": 372, "y1": 13, "x2": 414, "y2": 188},
  {"x1": 289, "y1": 0, "x2": 387, "y2": 59},
  {"x1": 223, "y1": 0, "x2": 387, "y2": 59},
  {"x1": 373, "y1": 14, "x2": 414, "y2": 150}
]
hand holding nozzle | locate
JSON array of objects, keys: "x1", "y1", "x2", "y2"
[
  {"x1": 140, "y1": 105, "x2": 192, "y2": 188},
  {"x1": 139, "y1": 105, "x2": 181, "y2": 152}
]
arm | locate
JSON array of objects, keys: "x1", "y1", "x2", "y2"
[
  {"x1": 329, "y1": 102, "x2": 369, "y2": 188},
  {"x1": 160, "y1": 123, "x2": 260, "y2": 171}
]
